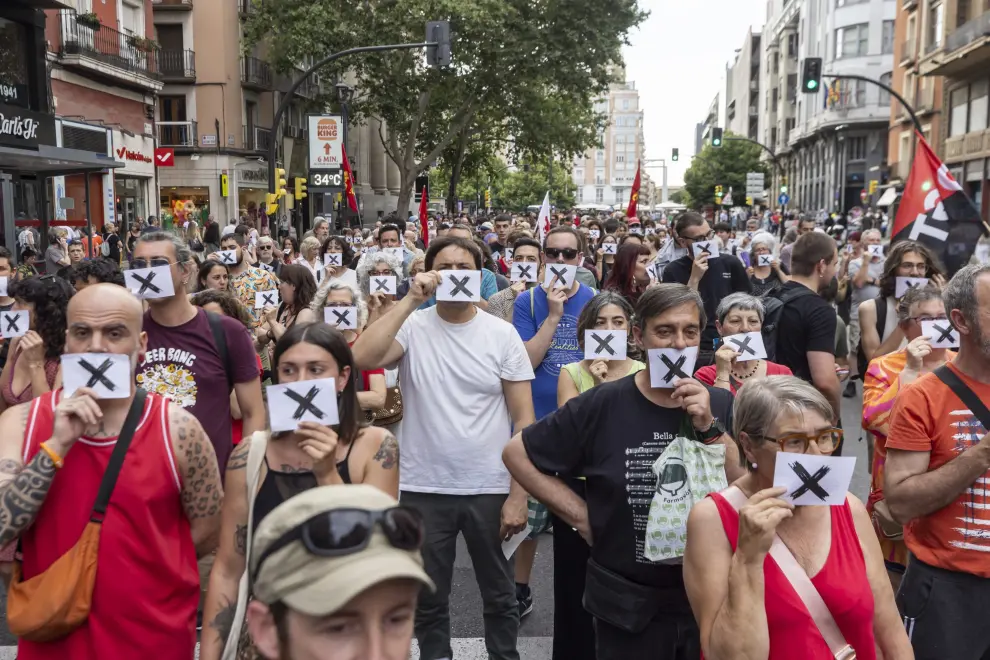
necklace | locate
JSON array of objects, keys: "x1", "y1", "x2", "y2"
[{"x1": 731, "y1": 360, "x2": 761, "y2": 380}]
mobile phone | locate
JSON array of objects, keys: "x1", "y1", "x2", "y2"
[{"x1": 713, "y1": 338, "x2": 722, "y2": 350}]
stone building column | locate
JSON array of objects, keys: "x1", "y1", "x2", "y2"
[{"x1": 369, "y1": 118, "x2": 388, "y2": 194}]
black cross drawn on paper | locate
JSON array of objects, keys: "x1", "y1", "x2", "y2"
[
  {"x1": 132, "y1": 270, "x2": 161, "y2": 295},
  {"x1": 331, "y1": 309, "x2": 352, "y2": 326},
  {"x1": 220, "y1": 252, "x2": 236, "y2": 264},
  {"x1": 260, "y1": 292, "x2": 276, "y2": 307},
  {"x1": 660, "y1": 354, "x2": 688, "y2": 383},
  {"x1": 592, "y1": 333, "x2": 616, "y2": 356},
  {"x1": 760, "y1": 255, "x2": 772, "y2": 266},
  {"x1": 449, "y1": 275, "x2": 472, "y2": 297},
  {"x1": 933, "y1": 323, "x2": 955, "y2": 343},
  {"x1": 326, "y1": 255, "x2": 341, "y2": 266},
  {"x1": 729, "y1": 335, "x2": 756, "y2": 356},
  {"x1": 790, "y1": 462, "x2": 831, "y2": 502},
  {"x1": 516, "y1": 265, "x2": 533, "y2": 279},
  {"x1": 549, "y1": 266, "x2": 569, "y2": 284},
  {"x1": 81, "y1": 358, "x2": 115, "y2": 391},
  {"x1": 697, "y1": 243, "x2": 713, "y2": 257},
  {"x1": 285, "y1": 386, "x2": 325, "y2": 420},
  {"x1": 4, "y1": 314, "x2": 20, "y2": 333},
  {"x1": 905, "y1": 280, "x2": 920, "y2": 290},
  {"x1": 374, "y1": 278, "x2": 391, "y2": 292}
]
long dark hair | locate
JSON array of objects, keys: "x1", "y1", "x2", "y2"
[
  {"x1": 203, "y1": 220, "x2": 220, "y2": 245},
  {"x1": 320, "y1": 236, "x2": 354, "y2": 267},
  {"x1": 10, "y1": 275, "x2": 74, "y2": 359},
  {"x1": 576, "y1": 291, "x2": 635, "y2": 350},
  {"x1": 279, "y1": 264, "x2": 317, "y2": 315},
  {"x1": 604, "y1": 242, "x2": 651, "y2": 305},
  {"x1": 272, "y1": 323, "x2": 364, "y2": 446},
  {"x1": 879, "y1": 239, "x2": 945, "y2": 298},
  {"x1": 197, "y1": 259, "x2": 229, "y2": 291}
]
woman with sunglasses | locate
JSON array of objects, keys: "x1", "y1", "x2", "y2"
[
  {"x1": 319, "y1": 235, "x2": 358, "y2": 289},
  {"x1": 603, "y1": 242, "x2": 652, "y2": 307},
  {"x1": 201, "y1": 323, "x2": 399, "y2": 660},
  {"x1": 684, "y1": 376, "x2": 911, "y2": 660},
  {"x1": 197, "y1": 259, "x2": 230, "y2": 293}
]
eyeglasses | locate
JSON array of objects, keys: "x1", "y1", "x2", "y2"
[
  {"x1": 761, "y1": 428, "x2": 843, "y2": 455},
  {"x1": 544, "y1": 247, "x2": 579, "y2": 260},
  {"x1": 130, "y1": 257, "x2": 175, "y2": 269},
  {"x1": 258, "y1": 245, "x2": 273, "y2": 250},
  {"x1": 680, "y1": 229, "x2": 715, "y2": 243},
  {"x1": 253, "y1": 506, "x2": 425, "y2": 579},
  {"x1": 909, "y1": 314, "x2": 948, "y2": 323}
]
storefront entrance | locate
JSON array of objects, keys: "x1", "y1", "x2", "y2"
[{"x1": 115, "y1": 175, "x2": 148, "y2": 229}]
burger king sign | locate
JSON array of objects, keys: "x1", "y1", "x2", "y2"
[{"x1": 307, "y1": 114, "x2": 343, "y2": 170}]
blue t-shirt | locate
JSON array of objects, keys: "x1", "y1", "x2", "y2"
[
  {"x1": 419, "y1": 268, "x2": 498, "y2": 309},
  {"x1": 513, "y1": 284, "x2": 596, "y2": 420}
]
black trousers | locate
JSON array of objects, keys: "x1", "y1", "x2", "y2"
[
  {"x1": 551, "y1": 515, "x2": 596, "y2": 660},
  {"x1": 594, "y1": 614, "x2": 700, "y2": 660}
]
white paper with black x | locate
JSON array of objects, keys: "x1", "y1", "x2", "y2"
[
  {"x1": 758, "y1": 254, "x2": 774, "y2": 267},
  {"x1": 589, "y1": 229, "x2": 601, "y2": 240},
  {"x1": 585, "y1": 330, "x2": 627, "y2": 361},
  {"x1": 125, "y1": 264, "x2": 174, "y2": 299},
  {"x1": 62, "y1": 353, "x2": 132, "y2": 399},
  {"x1": 0, "y1": 310, "x2": 28, "y2": 338},
  {"x1": 324, "y1": 306, "x2": 359, "y2": 330},
  {"x1": 370, "y1": 275, "x2": 397, "y2": 296},
  {"x1": 976, "y1": 244, "x2": 990, "y2": 264},
  {"x1": 323, "y1": 253, "x2": 343, "y2": 267},
  {"x1": 630, "y1": 227, "x2": 642, "y2": 236},
  {"x1": 867, "y1": 244, "x2": 885, "y2": 258},
  {"x1": 645, "y1": 227, "x2": 655, "y2": 236},
  {"x1": 922, "y1": 319, "x2": 959, "y2": 348},
  {"x1": 267, "y1": 378, "x2": 339, "y2": 433},
  {"x1": 0, "y1": 277, "x2": 8, "y2": 298},
  {"x1": 773, "y1": 454, "x2": 856, "y2": 506},
  {"x1": 693, "y1": 241, "x2": 717, "y2": 260},
  {"x1": 255, "y1": 290, "x2": 280, "y2": 309},
  {"x1": 895, "y1": 277, "x2": 928, "y2": 299},
  {"x1": 543, "y1": 264, "x2": 576, "y2": 289},
  {"x1": 510, "y1": 262, "x2": 538, "y2": 283},
  {"x1": 647, "y1": 346, "x2": 698, "y2": 389},
  {"x1": 383, "y1": 247, "x2": 404, "y2": 261},
  {"x1": 437, "y1": 270, "x2": 481, "y2": 302},
  {"x1": 216, "y1": 250, "x2": 238, "y2": 265},
  {"x1": 504, "y1": 248, "x2": 514, "y2": 261},
  {"x1": 602, "y1": 242, "x2": 617, "y2": 256},
  {"x1": 723, "y1": 331, "x2": 766, "y2": 362}
]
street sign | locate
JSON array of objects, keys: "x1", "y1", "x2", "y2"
[
  {"x1": 307, "y1": 114, "x2": 343, "y2": 170},
  {"x1": 778, "y1": 193, "x2": 790, "y2": 206},
  {"x1": 746, "y1": 172, "x2": 765, "y2": 199},
  {"x1": 154, "y1": 147, "x2": 174, "y2": 167},
  {"x1": 860, "y1": 189, "x2": 869, "y2": 202}
]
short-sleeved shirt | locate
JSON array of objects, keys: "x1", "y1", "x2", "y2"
[
  {"x1": 44, "y1": 246, "x2": 65, "y2": 275},
  {"x1": 773, "y1": 282, "x2": 837, "y2": 383},
  {"x1": 662, "y1": 254, "x2": 752, "y2": 349},
  {"x1": 523, "y1": 375, "x2": 733, "y2": 589},
  {"x1": 848, "y1": 257, "x2": 884, "y2": 320},
  {"x1": 394, "y1": 306, "x2": 534, "y2": 494},
  {"x1": 887, "y1": 363, "x2": 990, "y2": 576},
  {"x1": 512, "y1": 284, "x2": 596, "y2": 420},
  {"x1": 229, "y1": 266, "x2": 280, "y2": 327},
  {"x1": 136, "y1": 309, "x2": 260, "y2": 473},
  {"x1": 695, "y1": 361, "x2": 793, "y2": 394}
]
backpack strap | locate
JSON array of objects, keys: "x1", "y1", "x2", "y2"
[
  {"x1": 90, "y1": 389, "x2": 147, "y2": 523},
  {"x1": 874, "y1": 294, "x2": 888, "y2": 340},
  {"x1": 205, "y1": 311, "x2": 233, "y2": 392},
  {"x1": 935, "y1": 365, "x2": 990, "y2": 430}
]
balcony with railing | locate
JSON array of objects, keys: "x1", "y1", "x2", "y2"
[
  {"x1": 243, "y1": 126, "x2": 272, "y2": 152},
  {"x1": 928, "y1": 11, "x2": 990, "y2": 77},
  {"x1": 900, "y1": 36, "x2": 916, "y2": 65},
  {"x1": 241, "y1": 56, "x2": 272, "y2": 90},
  {"x1": 160, "y1": 49, "x2": 195, "y2": 82},
  {"x1": 54, "y1": 10, "x2": 162, "y2": 89},
  {"x1": 239, "y1": 0, "x2": 254, "y2": 17},
  {"x1": 157, "y1": 121, "x2": 197, "y2": 147},
  {"x1": 151, "y1": 0, "x2": 193, "y2": 10}
]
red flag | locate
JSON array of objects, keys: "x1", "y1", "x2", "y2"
[
  {"x1": 893, "y1": 133, "x2": 987, "y2": 275},
  {"x1": 419, "y1": 183, "x2": 430, "y2": 248},
  {"x1": 341, "y1": 144, "x2": 359, "y2": 213},
  {"x1": 626, "y1": 161, "x2": 641, "y2": 218}
]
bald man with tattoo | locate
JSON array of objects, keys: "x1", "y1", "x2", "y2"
[{"x1": 0, "y1": 284, "x2": 223, "y2": 660}]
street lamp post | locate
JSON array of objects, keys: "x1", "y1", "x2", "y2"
[{"x1": 643, "y1": 158, "x2": 668, "y2": 204}]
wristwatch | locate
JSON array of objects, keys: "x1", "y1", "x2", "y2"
[{"x1": 695, "y1": 417, "x2": 726, "y2": 444}]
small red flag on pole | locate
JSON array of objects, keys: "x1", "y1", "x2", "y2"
[
  {"x1": 626, "y1": 161, "x2": 641, "y2": 218},
  {"x1": 419, "y1": 183, "x2": 430, "y2": 248},
  {"x1": 341, "y1": 144, "x2": 359, "y2": 213}
]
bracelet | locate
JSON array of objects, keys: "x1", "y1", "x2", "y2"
[{"x1": 39, "y1": 441, "x2": 63, "y2": 470}]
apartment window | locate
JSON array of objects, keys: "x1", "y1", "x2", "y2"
[
  {"x1": 956, "y1": 0, "x2": 971, "y2": 29},
  {"x1": 120, "y1": 0, "x2": 144, "y2": 36},
  {"x1": 616, "y1": 154, "x2": 625, "y2": 163},
  {"x1": 836, "y1": 24, "x2": 869, "y2": 58},
  {"x1": 848, "y1": 136, "x2": 867, "y2": 160},
  {"x1": 616, "y1": 134, "x2": 626, "y2": 144},
  {"x1": 879, "y1": 72, "x2": 892, "y2": 107},
  {"x1": 882, "y1": 21, "x2": 895, "y2": 54},
  {"x1": 772, "y1": 87, "x2": 779, "y2": 107},
  {"x1": 616, "y1": 161, "x2": 625, "y2": 171},
  {"x1": 836, "y1": 0, "x2": 868, "y2": 5},
  {"x1": 574, "y1": 168, "x2": 584, "y2": 180},
  {"x1": 854, "y1": 80, "x2": 867, "y2": 106},
  {"x1": 970, "y1": 80, "x2": 988, "y2": 132},
  {"x1": 928, "y1": 2, "x2": 944, "y2": 49},
  {"x1": 787, "y1": 32, "x2": 798, "y2": 58},
  {"x1": 787, "y1": 73, "x2": 797, "y2": 102},
  {"x1": 622, "y1": 99, "x2": 630, "y2": 110},
  {"x1": 615, "y1": 188, "x2": 625, "y2": 204},
  {"x1": 577, "y1": 188, "x2": 584, "y2": 203},
  {"x1": 595, "y1": 168, "x2": 605, "y2": 185},
  {"x1": 899, "y1": 131, "x2": 911, "y2": 169},
  {"x1": 772, "y1": 51, "x2": 779, "y2": 74},
  {"x1": 595, "y1": 187, "x2": 604, "y2": 203},
  {"x1": 903, "y1": 70, "x2": 916, "y2": 105},
  {"x1": 950, "y1": 87, "x2": 969, "y2": 136},
  {"x1": 595, "y1": 150, "x2": 604, "y2": 164}
]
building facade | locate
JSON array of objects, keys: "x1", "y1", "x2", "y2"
[
  {"x1": 762, "y1": 0, "x2": 801, "y2": 203},
  {"x1": 724, "y1": 29, "x2": 763, "y2": 141}
]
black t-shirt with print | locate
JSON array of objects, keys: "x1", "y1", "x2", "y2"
[
  {"x1": 773, "y1": 281, "x2": 837, "y2": 382},
  {"x1": 662, "y1": 254, "x2": 751, "y2": 349},
  {"x1": 522, "y1": 374, "x2": 733, "y2": 591}
]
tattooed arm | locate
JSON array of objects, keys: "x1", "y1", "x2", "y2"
[
  {"x1": 362, "y1": 428, "x2": 399, "y2": 498},
  {"x1": 200, "y1": 439, "x2": 251, "y2": 660},
  {"x1": 168, "y1": 403, "x2": 223, "y2": 558},
  {"x1": 0, "y1": 403, "x2": 46, "y2": 548}
]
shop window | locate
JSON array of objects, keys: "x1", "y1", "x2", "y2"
[{"x1": 0, "y1": 19, "x2": 30, "y2": 109}]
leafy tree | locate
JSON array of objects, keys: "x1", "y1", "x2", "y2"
[
  {"x1": 492, "y1": 161, "x2": 575, "y2": 211},
  {"x1": 669, "y1": 189, "x2": 686, "y2": 205},
  {"x1": 683, "y1": 132, "x2": 770, "y2": 208},
  {"x1": 244, "y1": 0, "x2": 645, "y2": 216}
]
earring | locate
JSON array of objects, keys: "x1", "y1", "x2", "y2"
[{"x1": 751, "y1": 462, "x2": 758, "y2": 469}]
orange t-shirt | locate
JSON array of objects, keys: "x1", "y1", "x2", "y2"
[{"x1": 887, "y1": 362, "x2": 990, "y2": 576}]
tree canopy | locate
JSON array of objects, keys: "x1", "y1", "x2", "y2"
[{"x1": 682, "y1": 133, "x2": 771, "y2": 208}]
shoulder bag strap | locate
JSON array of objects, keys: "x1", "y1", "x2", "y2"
[
  {"x1": 935, "y1": 365, "x2": 990, "y2": 430},
  {"x1": 90, "y1": 389, "x2": 147, "y2": 523},
  {"x1": 206, "y1": 311, "x2": 233, "y2": 392},
  {"x1": 721, "y1": 486, "x2": 853, "y2": 658}
]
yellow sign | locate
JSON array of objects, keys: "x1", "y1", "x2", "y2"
[
  {"x1": 746, "y1": 196, "x2": 753, "y2": 206},
  {"x1": 869, "y1": 179, "x2": 878, "y2": 194},
  {"x1": 715, "y1": 196, "x2": 723, "y2": 205},
  {"x1": 220, "y1": 173, "x2": 229, "y2": 198}
]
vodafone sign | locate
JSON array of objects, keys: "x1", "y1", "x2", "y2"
[
  {"x1": 154, "y1": 147, "x2": 175, "y2": 167},
  {"x1": 307, "y1": 114, "x2": 342, "y2": 170}
]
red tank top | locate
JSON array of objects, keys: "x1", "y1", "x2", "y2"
[
  {"x1": 17, "y1": 390, "x2": 199, "y2": 660},
  {"x1": 709, "y1": 492, "x2": 877, "y2": 660}
]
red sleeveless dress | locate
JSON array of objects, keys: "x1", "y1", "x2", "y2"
[
  {"x1": 709, "y1": 492, "x2": 877, "y2": 659},
  {"x1": 17, "y1": 390, "x2": 199, "y2": 660}
]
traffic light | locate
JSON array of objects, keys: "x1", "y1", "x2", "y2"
[
  {"x1": 484, "y1": 189, "x2": 491, "y2": 209},
  {"x1": 780, "y1": 184, "x2": 788, "y2": 194},
  {"x1": 711, "y1": 128, "x2": 723, "y2": 148},
  {"x1": 802, "y1": 57, "x2": 823, "y2": 94},
  {"x1": 426, "y1": 21, "x2": 451, "y2": 69},
  {"x1": 294, "y1": 177, "x2": 308, "y2": 200},
  {"x1": 275, "y1": 168, "x2": 287, "y2": 199},
  {"x1": 672, "y1": 148, "x2": 679, "y2": 162},
  {"x1": 265, "y1": 192, "x2": 278, "y2": 215}
]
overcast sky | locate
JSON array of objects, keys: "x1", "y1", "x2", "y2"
[{"x1": 623, "y1": 0, "x2": 767, "y2": 187}]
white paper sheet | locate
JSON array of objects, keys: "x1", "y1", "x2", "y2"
[
  {"x1": 922, "y1": 319, "x2": 959, "y2": 348},
  {"x1": 125, "y1": 264, "x2": 175, "y2": 299},
  {"x1": 267, "y1": 378, "x2": 340, "y2": 433},
  {"x1": 62, "y1": 353, "x2": 132, "y2": 399},
  {"x1": 584, "y1": 330, "x2": 628, "y2": 361},
  {"x1": 723, "y1": 331, "x2": 767, "y2": 362},
  {"x1": 436, "y1": 270, "x2": 481, "y2": 302},
  {"x1": 773, "y1": 454, "x2": 856, "y2": 506},
  {"x1": 647, "y1": 347, "x2": 698, "y2": 388}
]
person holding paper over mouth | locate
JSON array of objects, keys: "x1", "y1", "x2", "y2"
[
  {"x1": 503, "y1": 284, "x2": 743, "y2": 660},
  {"x1": 684, "y1": 376, "x2": 912, "y2": 660},
  {"x1": 201, "y1": 322, "x2": 398, "y2": 660},
  {"x1": 357, "y1": 250, "x2": 404, "y2": 327}
]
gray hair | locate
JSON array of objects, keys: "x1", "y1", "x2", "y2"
[
  {"x1": 136, "y1": 231, "x2": 193, "y2": 265},
  {"x1": 733, "y1": 376, "x2": 835, "y2": 470},
  {"x1": 943, "y1": 264, "x2": 990, "y2": 330},
  {"x1": 634, "y1": 283, "x2": 706, "y2": 331},
  {"x1": 311, "y1": 278, "x2": 368, "y2": 329},
  {"x1": 716, "y1": 292, "x2": 765, "y2": 326},
  {"x1": 749, "y1": 231, "x2": 777, "y2": 254},
  {"x1": 356, "y1": 250, "x2": 404, "y2": 298},
  {"x1": 862, "y1": 229, "x2": 883, "y2": 242},
  {"x1": 896, "y1": 285, "x2": 944, "y2": 324}
]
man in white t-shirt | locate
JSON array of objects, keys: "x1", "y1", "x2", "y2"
[{"x1": 353, "y1": 235, "x2": 535, "y2": 660}]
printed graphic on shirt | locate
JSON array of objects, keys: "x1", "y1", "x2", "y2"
[
  {"x1": 950, "y1": 408, "x2": 990, "y2": 553},
  {"x1": 136, "y1": 348, "x2": 199, "y2": 407},
  {"x1": 624, "y1": 430, "x2": 676, "y2": 565},
  {"x1": 538, "y1": 313, "x2": 580, "y2": 378}
]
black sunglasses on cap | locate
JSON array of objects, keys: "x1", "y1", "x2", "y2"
[
  {"x1": 544, "y1": 247, "x2": 579, "y2": 260},
  {"x1": 253, "y1": 506, "x2": 425, "y2": 579}
]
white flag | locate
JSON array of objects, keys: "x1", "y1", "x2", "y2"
[{"x1": 537, "y1": 191, "x2": 551, "y2": 245}]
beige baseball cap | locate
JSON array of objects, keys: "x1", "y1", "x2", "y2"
[{"x1": 251, "y1": 485, "x2": 435, "y2": 617}]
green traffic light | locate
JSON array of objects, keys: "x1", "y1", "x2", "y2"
[{"x1": 807, "y1": 80, "x2": 818, "y2": 90}]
